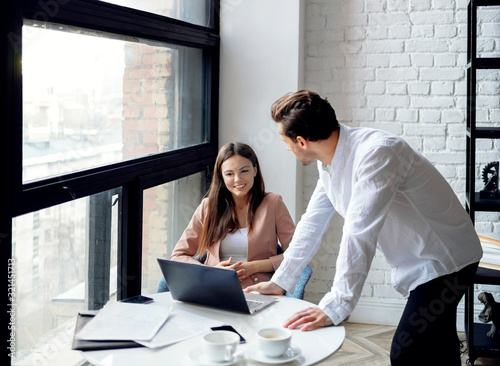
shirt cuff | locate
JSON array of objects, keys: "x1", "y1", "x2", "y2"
[
  {"x1": 271, "y1": 267, "x2": 300, "y2": 293},
  {"x1": 317, "y1": 292, "x2": 354, "y2": 326}
]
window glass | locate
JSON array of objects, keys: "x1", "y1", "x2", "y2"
[
  {"x1": 23, "y1": 22, "x2": 206, "y2": 183},
  {"x1": 142, "y1": 172, "x2": 206, "y2": 294},
  {"x1": 12, "y1": 189, "x2": 120, "y2": 365},
  {"x1": 99, "y1": 0, "x2": 211, "y2": 27}
]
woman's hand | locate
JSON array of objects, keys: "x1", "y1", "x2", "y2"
[
  {"x1": 216, "y1": 258, "x2": 246, "y2": 280},
  {"x1": 218, "y1": 259, "x2": 274, "y2": 282},
  {"x1": 232, "y1": 259, "x2": 274, "y2": 282},
  {"x1": 230, "y1": 261, "x2": 254, "y2": 281},
  {"x1": 216, "y1": 258, "x2": 234, "y2": 268}
]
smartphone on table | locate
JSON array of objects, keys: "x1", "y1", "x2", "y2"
[{"x1": 121, "y1": 295, "x2": 154, "y2": 304}]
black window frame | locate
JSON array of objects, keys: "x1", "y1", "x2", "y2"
[{"x1": 1, "y1": 1, "x2": 220, "y2": 364}]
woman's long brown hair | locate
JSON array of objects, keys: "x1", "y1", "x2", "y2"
[{"x1": 197, "y1": 143, "x2": 266, "y2": 257}]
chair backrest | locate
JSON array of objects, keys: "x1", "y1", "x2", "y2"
[{"x1": 285, "y1": 265, "x2": 313, "y2": 300}]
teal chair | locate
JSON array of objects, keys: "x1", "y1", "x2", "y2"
[
  {"x1": 277, "y1": 245, "x2": 313, "y2": 299},
  {"x1": 285, "y1": 265, "x2": 313, "y2": 300},
  {"x1": 157, "y1": 274, "x2": 170, "y2": 293}
]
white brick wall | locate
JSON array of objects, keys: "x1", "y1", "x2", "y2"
[{"x1": 301, "y1": 0, "x2": 500, "y2": 326}]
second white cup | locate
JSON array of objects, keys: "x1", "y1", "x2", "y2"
[
  {"x1": 256, "y1": 327, "x2": 292, "y2": 357},
  {"x1": 202, "y1": 330, "x2": 239, "y2": 363}
]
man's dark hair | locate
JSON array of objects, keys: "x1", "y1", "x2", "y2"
[{"x1": 270, "y1": 90, "x2": 339, "y2": 141}]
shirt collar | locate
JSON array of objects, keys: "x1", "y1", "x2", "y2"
[{"x1": 321, "y1": 123, "x2": 345, "y2": 173}]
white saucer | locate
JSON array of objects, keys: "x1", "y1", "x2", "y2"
[
  {"x1": 188, "y1": 348, "x2": 243, "y2": 366},
  {"x1": 248, "y1": 344, "x2": 301, "y2": 364}
]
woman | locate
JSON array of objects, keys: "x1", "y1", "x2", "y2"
[{"x1": 167, "y1": 142, "x2": 295, "y2": 289}]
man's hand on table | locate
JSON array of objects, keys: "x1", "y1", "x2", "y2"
[
  {"x1": 283, "y1": 307, "x2": 333, "y2": 331},
  {"x1": 244, "y1": 281, "x2": 334, "y2": 331}
]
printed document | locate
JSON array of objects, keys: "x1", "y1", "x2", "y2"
[
  {"x1": 75, "y1": 302, "x2": 170, "y2": 341},
  {"x1": 137, "y1": 310, "x2": 224, "y2": 348}
]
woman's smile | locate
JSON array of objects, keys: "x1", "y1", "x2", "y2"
[{"x1": 221, "y1": 155, "x2": 257, "y2": 201}]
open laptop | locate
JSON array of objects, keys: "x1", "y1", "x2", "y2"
[{"x1": 157, "y1": 258, "x2": 276, "y2": 314}]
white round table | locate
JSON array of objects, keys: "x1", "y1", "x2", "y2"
[{"x1": 81, "y1": 292, "x2": 345, "y2": 365}]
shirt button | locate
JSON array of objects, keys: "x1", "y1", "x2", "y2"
[{"x1": 253, "y1": 277, "x2": 259, "y2": 283}]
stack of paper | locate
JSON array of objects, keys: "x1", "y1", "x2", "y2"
[
  {"x1": 478, "y1": 233, "x2": 500, "y2": 270},
  {"x1": 74, "y1": 301, "x2": 224, "y2": 350},
  {"x1": 75, "y1": 302, "x2": 170, "y2": 342},
  {"x1": 137, "y1": 310, "x2": 224, "y2": 348}
]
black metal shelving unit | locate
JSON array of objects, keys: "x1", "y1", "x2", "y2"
[{"x1": 465, "y1": 1, "x2": 500, "y2": 364}]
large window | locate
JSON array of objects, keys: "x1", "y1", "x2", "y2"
[
  {"x1": 100, "y1": 0, "x2": 211, "y2": 27},
  {"x1": 23, "y1": 23, "x2": 206, "y2": 183},
  {"x1": 2, "y1": 1, "x2": 219, "y2": 365},
  {"x1": 12, "y1": 190, "x2": 119, "y2": 365}
]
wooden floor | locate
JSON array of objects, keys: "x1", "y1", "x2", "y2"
[{"x1": 316, "y1": 322, "x2": 499, "y2": 366}]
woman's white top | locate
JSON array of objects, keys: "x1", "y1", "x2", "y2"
[{"x1": 220, "y1": 228, "x2": 248, "y2": 263}]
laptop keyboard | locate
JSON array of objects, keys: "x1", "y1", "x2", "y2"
[
  {"x1": 244, "y1": 292, "x2": 275, "y2": 312},
  {"x1": 246, "y1": 298, "x2": 266, "y2": 311}
]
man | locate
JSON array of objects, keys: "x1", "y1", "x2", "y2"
[{"x1": 245, "y1": 90, "x2": 482, "y2": 365}]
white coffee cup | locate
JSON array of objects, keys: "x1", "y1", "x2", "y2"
[
  {"x1": 256, "y1": 327, "x2": 292, "y2": 357},
  {"x1": 202, "y1": 330, "x2": 239, "y2": 363}
]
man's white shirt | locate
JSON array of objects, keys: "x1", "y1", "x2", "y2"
[{"x1": 272, "y1": 123, "x2": 483, "y2": 325}]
